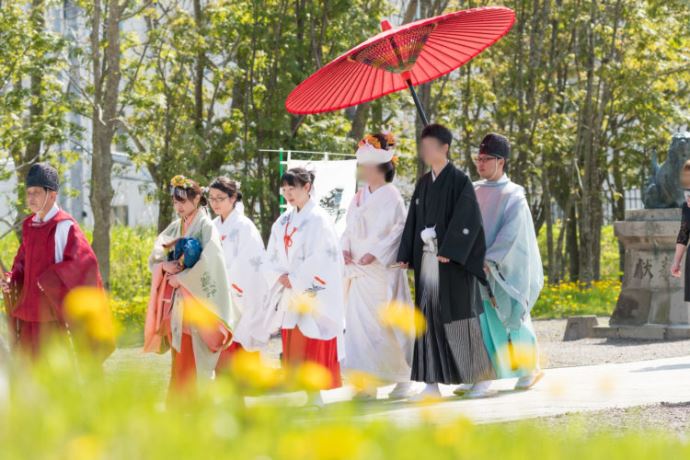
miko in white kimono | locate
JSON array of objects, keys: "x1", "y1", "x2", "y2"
[
  {"x1": 240, "y1": 167, "x2": 345, "y2": 392},
  {"x1": 471, "y1": 133, "x2": 544, "y2": 392},
  {"x1": 208, "y1": 177, "x2": 268, "y2": 371},
  {"x1": 341, "y1": 133, "x2": 414, "y2": 399}
]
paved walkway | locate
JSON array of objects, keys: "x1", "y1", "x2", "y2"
[{"x1": 315, "y1": 355, "x2": 690, "y2": 425}]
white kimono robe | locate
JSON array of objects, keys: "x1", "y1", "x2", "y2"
[
  {"x1": 236, "y1": 199, "x2": 346, "y2": 358},
  {"x1": 341, "y1": 184, "x2": 413, "y2": 381},
  {"x1": 212, "y1": 210, "x2": 268, "y2": 347}
]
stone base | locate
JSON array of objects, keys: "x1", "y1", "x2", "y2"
[
  {"x1": 593, "y1": 324, "x2": 690, "y2": 341},
  {"x1": 608, "y1": 208, "x2": 690, "y2": 340},
  {"x1": 563, "y1": 315, "x2": 600, "y2": 341}
]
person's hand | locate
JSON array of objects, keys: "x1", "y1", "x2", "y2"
[
  {"x1": 484, "y1": 263, "x2": 490, "y2": 274},
  {"x1": 358, "y1": 253, "x2": 376, "y2": 265},
  {"x1": 671, "y1": 261, "x2": 682, "y2": 278},
  {"x1": 437, "y1": 256, "x2": 450, "y2": 264},
  {"x1": 278, "y1": 274, "x2": 292, "y2": 289},
  {"x1": 162, "y1": 261, "x2": 182, "y2": 274},
  {"x1": 396, "y1": 262, "x2": 409, "y2": 269},
  {"x1": 343, "y1": 250, "x2": 354, "y2": 265},
  {"x1": 167, "y1": 274, "x2": 181, "y2": 288}
]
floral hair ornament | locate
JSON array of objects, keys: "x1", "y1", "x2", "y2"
[
  {"x1": 356, "y1": 134, "x2": 395, "y2": 165},
  {"x1": 170, "y1": 175, "x2": 194, "y2": 200},
  {"x1": 383, "y1": 131, "x2": 396, "y2": 148}
]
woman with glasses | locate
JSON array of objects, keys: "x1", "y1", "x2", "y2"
[
  {"x1": 207, "y1": 177, "x2": 268, "y2": 367},
  {"x1": 670, "y1": 161, "x2": 690, "y2": 300},
  {"x1": 144, "y1": 175, "x2": 236, "y2": 394}
]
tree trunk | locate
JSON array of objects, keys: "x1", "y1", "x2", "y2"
[
  {"x1": 347, "y1": 102, "x2": 370, "y2": 141},
  {"x1": 193, "y1": 0, "x2": 205, "y2": 137},
  {"x1": 89, "y1": 0, "x2": 122, "y2": 289}
]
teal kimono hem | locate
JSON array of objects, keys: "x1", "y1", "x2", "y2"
[{"x1": 479, "y1": 300, "x2": 539, "y2": 379}]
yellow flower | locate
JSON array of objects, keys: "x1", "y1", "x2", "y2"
[
  {"x1": 182, "y1": 296, "x2": 219, "y2": 331},
  {"x1": 497, "y1": 340, "x2": 538, "y2": 371},
  {"x1": 346, "y1": 370, "x2": 381, "y2": 394},
  {"x1": 230, "y1": 349, "x2": 284, "y2": 390},
  {"x1": 63, "y1": 435, "x2": 104, "y2": 460},
  {"x1": 170, "y1": 174, "x2": 193, "y2": 189},
  {"x1": 378, "y1": 301, "x2": 426, "y2": 338},
  {"x1": 293, "y1": 361, "x2": 333, "y2": 391},
  {"x1": 64, "y1": 287, "x2": 117, "y2": 342},
  {"x1": 289, "y1": 292, "x2": 318, "y2": 316}
]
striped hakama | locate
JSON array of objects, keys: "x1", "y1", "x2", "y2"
[{"x1": 411, "y1": 238, "x2": 495, "y2": 384}]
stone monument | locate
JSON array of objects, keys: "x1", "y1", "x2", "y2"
[{"x1": 595, "y1": 132, "x2": 690, "y2": 339}]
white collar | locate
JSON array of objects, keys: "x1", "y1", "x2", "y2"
[
  {"x1": 219, "y1": 209, "x2": 240, "y2": 227},
  {"x1": 288, "y1": 199, "x2": 315, "y2": 226},
  {"x1": 478, "y1": 174, "x2": 510, "y2": 187},
  {"x1": 431, "y1": 161, "x2": 450, "y2": 182},
  {"x1": 33, "y1": 203, "x2": 59, "y2": 223}
]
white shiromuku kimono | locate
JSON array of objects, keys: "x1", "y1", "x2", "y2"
[
  {"x1": 341, "y1": 184, "x2": 413, "y2": 381},
  {"x1": 212, "y1": 208, "x2": 268, "y2": 348},
  {"x1": 474, "y1": 174, "x2": 544, "y2": 377},
  {"x1": 236, "y1": 199, "x2": 346, "y2": 358}
]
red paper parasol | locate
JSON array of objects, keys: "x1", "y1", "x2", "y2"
[{"x1": 286, "y1": 6, "x2": 515, "y2": 125}]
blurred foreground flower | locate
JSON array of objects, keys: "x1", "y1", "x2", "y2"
[
  {"x1": 64, "y1": 286, "x2": 117, "y2": 344},
  {"x1": 346, "y1": 370, "x2": 381, "y2": 394},
  {"x1": 597, "y1": 373, "x2": 617, "y2": 396},
  {"x1": 279, "y1": 425, "x2": 366, "y2": 460},
  {"x1": 64, "y1": 435, "x2": 104, "y2": 460},
  {"x1": 496, "y1": 340, "x2": 538, "y2": 372},
  {"x1": 378, "y1": 301, "x2": 426, "y2": 337},
  {"x1": 229, "y1": 349, "x2": 284, "y2": 390},
  {"x1": 182, "y1": 295, "x2": 220, "y2": 331},
  {"x1": 289, "y1": 292, "x2": 318, "y2": 316},
  {"x1": 293, "y1": 361, "x2": 333, "y2": 391}
]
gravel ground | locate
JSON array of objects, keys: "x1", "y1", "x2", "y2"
[
  {"x1": 534, "y1": 318, "x2": 690, "y2": 368},
  {"x1": 530, "y1": 402, "x2": 690, "y2": 436},
  {"x1": 531, "y1": 318, "x2": 690, "y2": 434}
]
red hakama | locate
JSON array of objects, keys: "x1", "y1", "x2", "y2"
[{"x1": 281, "y1": 326, "x2": 341, "y2": 389}]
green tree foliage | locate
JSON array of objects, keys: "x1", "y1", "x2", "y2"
[
  {"x1": 0, "y1": 1, "x2": 75, "y2": 227},
  {"x1": 120, "y1": 0, "x2": 389, "y2": 235},
  {"x1": 404, "y1": 0, "x2": 690, "y2": 283},
  {"x1": 0, "y1": 0, "x2": 687, "y2": 289}
]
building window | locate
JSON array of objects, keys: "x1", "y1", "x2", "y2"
[{"x1": 111, "y1": 205, "x2": 129, "y2": 226}]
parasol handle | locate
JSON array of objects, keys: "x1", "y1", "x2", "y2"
[
  {"x1": 379, "y1": 20, "x2": 430, "y2": 127},
  {"x1": 406, "y1": 79, "x2": 430, "y2": 127}
]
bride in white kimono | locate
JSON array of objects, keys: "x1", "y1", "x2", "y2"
[
  {"x1": 235, "y1": 167, "x2": 345, "y2": 396},
  {"x1": 342, "y1": 133, "x2": 414, "y2": 399},
  {"x1": 208, "y1": 177, "x2": 268, "y2": 370}
]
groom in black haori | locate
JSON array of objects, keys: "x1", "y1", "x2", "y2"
[{"x1": 397, "y1": 124, "x2": 495, "y2": 400}]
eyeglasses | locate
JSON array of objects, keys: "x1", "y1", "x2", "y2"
[
  {"x1": 471, "y1": 154, "x2": 499, "y2": 164},
  {"x1": 208, "y1": 196, "x2": 229, "y2": 204}
]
